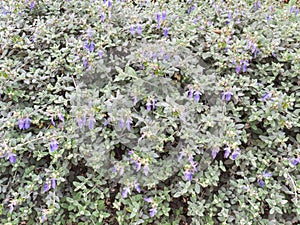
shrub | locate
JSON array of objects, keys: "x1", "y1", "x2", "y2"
[{"x1": 0, "y1": 0, "x2": 299, "y2": 224}]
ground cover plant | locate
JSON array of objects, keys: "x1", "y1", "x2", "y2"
[{"x1": 0, "y1": 0, "x2": 299, "y2": 224}]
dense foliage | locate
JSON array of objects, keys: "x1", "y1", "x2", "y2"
[{"x1": 0, "y1": 0, "x2": 299, "y2": 224}]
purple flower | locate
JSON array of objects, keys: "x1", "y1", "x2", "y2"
[
  {"x1": 211, "y1": 149, "x2": 218, "y2": 159},
  {"x1": 136, "y1": 24, "x2": 142, "y2": 35},
  {"x1": 258, "y1": 179, "x2": 265, "y2": 188},
  {"x1": 50, "y1": 139, "x2": 58, "y2": 152},
  {"x1": 135, "y1": 183, "x2": 141, "y2": 193},
  {"x1": 108, "y1": 0, "x2": 112, "y2": 7},
  {"x1": 163, "y1": 27, "x2": 168, "y2": 37},
  {"x1": 58, "y1": 112, "x2": 64, "y2": 123},
  {"x1": 98, "y1": 50, "x2": 103, "y2": 58},
  {"x1": 24, "y1": 117, "x2": 31, "y2": 129},
  {"x1": 149, "y1": 208, "x2": 157, "y2": 217},
  {"x1": 9, "y1": 153, "x2": 16, "y2": 164},
  {"x1": 135, "y1": 161, "x2": 141, "y2": 171},
  {"x1": 51, "y1": 117, "x2": 56, "y2": 126},
  {"x1": 263, "y1": 171, "x2": 272, "y2": 177},
  {"x1": 77, "y1": 115, "x2": 86, "y2": 128},
  {"x1": 162, "y1": 11, "x2": 167, "y2": 20},
  {"x1": 292, "y1": 158, "x2": 300, "y2": 166},
  {"x1": 41, "y1": 210, "x2": 47, "y2": 222},
  {"x1": 88, "y1": 115, "x2": 95, "y2": 130},
  {"x1": 222, "y1": 91, "x2": 233, "y2": 102},
  {"x1": 224, "y1": 147, "x2": 231, "y2": 159},
  {"x1": 188, "y1": 89, "x2": 194, "y2": 99},
  {"x1": 261, "y1": 92, "x2": 272, "y2": 101},
  {"x1": 2, "y1": 6, "x2": 8, "y2": 15},
  {"x1": 122, "y1": 187, "x2": 130, "y2": 198},
  {"x1": 231, "y1": 150, "x2": 240, "y2": 160},
  {"x1": 101, "y1": 12, "x2": 106, "y2": 22},
  {"x1": 82, "y1": 57, "x2": 88, "y2": 68},
  {"x1": 242, "y1": 60, "x2": 248, "y2": 73},
  {"x1": 9, "y1": 203, "x2": 14, "y2": 213},
  {"x1": 19, "y1": 117, "x2": 30, "y2": 130},
  {"x1": 18, "y1": 118, "x2": 25, "y2": 130},
  {"x1": 296, "y1": 8, "x2": 299, "y2": 15},
  {"x1": 184, "y1": 170, "x2": 193, "y2": 181},
  {"x1": 290, "y1": 6, "x2": 294, "y2": 14},
  {"x1": 126, "y1": 118, "x2": 132, "y2": 131},
  {"x1": 146, "y1": 102, "x2": 152, "y2": 111},
  {"x1": 236, "y1": 64, "x2": 241, "y2": 74},
  {"x1": 51, "y1": 178, "x2": 56, "y2": 189},
  {"x1": 152, "y1": 99, "x2": 156, "y2": 110},
  {"x1": 43, "y1": 183, "x2": 50, "y2": 192},
  {"x1": 143, "y1": 164, "x2": 149, "y2": 176},
  {"x1": 104, "y1": 118, "x2": 110, "y2": 126},
  {"x1": 194, "y1": 91, "x2": 201, "y2": 102},
  {"x1": 30, "y1": 1, "x2": 35, "y2": 10},
  {"x1": 128, "y1": 149, "x2": 134, "y2": 155},
  {"x1": 144, "y1": 197, "x2": 153, "y2": 203},
  {"x1": 156, "y1": 13, "x2": 161, "y2": 24},
  {"x1": 85, "y1": 42, "x2": 95, "y2": 52},
  {"x1": 119, "y1": 118, "x2": 124, "y2": 129},
  {"x1": 130, "y1": 25, "x2": 135, "y2": 35}
]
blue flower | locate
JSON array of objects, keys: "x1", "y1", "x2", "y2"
[
  {"x1": 292, "y1": 158, "x2": 300, "y2": 166},
  {"x1": 30, "y1": 1, "x2": 35, "y2": 10},
  {"x1": 263, "y1": 171, "x2": 272, "y2": 177},
  {"x1": 143, "y1": 164, "x2": 149, "y2": 176},
  {"x1": 130, "y1": 25, "x2": 135, "y2": 35},
  {"x1": 9, "y1": 153, "x2": 16, "y2": 164},
  {"x1": 119, "y1": 118, "x2": 124, "y2": 129},
  {"x1": 135, "y1": 161, "x2": 141, "y2": 171},
  {"x1": 162, "y1": 11, "x2": 167, "y2": 20},
  {"x1": 194, "y1": 91, "x2": 201, "y2": 102},
  {"x1": 58, "y1": 112, "x2": 64, "y2": 123},
  {"x1": 222, "y1": 91, "x2": 233, "y2": 102},
  {"x1": 76, "y1": 115, "x2": 86, "y2": 128},
  {"x1": 136, "y1": 24, "x2": 142, "y2": 35},
  {"x1": 51, "y1": 178, "x2": 56, "y2": 189},
  {"x1": 261, "y1": 92, "x2": 272, "y2": 101},
  {"x1": 156, "y1": 13, "x2": 161, "y2": 24},
  {"x1": 18, "y1": 118, "x2": 25, "y2": 130},
  {"x1": 242, "y1": 60, "x2": 248, "y2": 73},
  {"x1": 101, "y1": 12, "x2": 106, "y2": 22},
  {"x1": 258, "y1": 179, "x2": 265, "y2": 188},
  {"x1": 82, "y1": 57, "x2": 88, "y2": 68},
  {"x1": 122, "y1": 187, "x2": 130, "y2": 198},
  {"x1": 231, "y1": 150, "x2": 240, "y2": 160},
  {"x1": 50, "y1": 139, "x2": 58, "y2": 152},
  {"x1": 144, "y1": 197, "x2": 152, "y2": 203},
  {"x1": 146, "y1": 102, "x2": 152, "y2": 111},
  {"x1": 184, "y1": 170, "x2": 193, "y2": 181},
  {"x1": 43, "y1": 183, "x2": 50, "y2": 192},
  {"x1": 224, "y1": 147, "x2": 231, "y2": 159},
  {"x1": 188, "y1": 88, "x2": 194, "y2": 99},
  {"x1": 85, "y1": 42, "x2": 95, "y2": 52},
  {"x1": 103, "y1": 118, "x2": 110, "y2": 126},
  {"x1": 88, "y1": 115, "x2": 95, "y2": 130},
  {"x1": 50, "y1": 117, "x2": 56, "y2": 126},
  {"x1": 24, "y1": 117, "x2": 31, "y2": 129},
  {"x1": 152, "y1": 99, "x2": 156, "y2": 110},
  {"x1": 126, "y1": 118, "x2": 132, "y2": 131},
  {"x1": 135, "y1": 183, "x2": 141, "y2": 193},
  {"x1": 98, "y1": 50, "x2": 103, "y2": 58},
  {"x1": 163, "y1": 27, "x2": 168, "y2": 37},
  {"x1": 236, "y1": 64, "x2": 241, "y2": 74},
  {"x1": 211, "y1": 149, "x2": 219, "y2": 159},
  {"x1": 149, "y1": 208, "x2": 157, "y2": 217}
]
